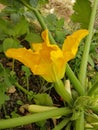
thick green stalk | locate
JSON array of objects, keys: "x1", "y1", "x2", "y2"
[
  {"x1": 52, "y1": 118, "x2": 70, "y2": 130},
  {"x1": 78, "y1": 0, "x2": 98, "y2": 87},
  {"x1": 88, "y1": 80, "x2": 98, "y2": 96},
  {"x1": 75, "y1": 110, "x2": 84, "y2": 130},
  {"x1": 0, "y1": 107, "x2": 71, "y2": 129},
  {"x1": 66, "y1": 64, "x2": 84, "y2": 96},
  {"x1": 20, "y1": 0, "x2": 47, "y2": 29},
  {"x1": 20, "y1": 0, "x2": 56, "y2": 44},
  {"x1": 20, "y1": 0, "x2": 84, "y2": 96},
  {"x1": 54, "y1": 80, "x2": 73, "y2": 105}
]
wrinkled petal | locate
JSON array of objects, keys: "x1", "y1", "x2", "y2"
[
  {"x1": 62, "y1": 29, "x2": 89, "y2": 62},
  {"x1": 42, "y1": 29, "x2": 50, "y2": 45},
  {"x1": 32, "y1": 30, "x2": 65, "y2": 82},
  {"x1": 50, "y1": 49, "x2": 65, "y2": 80},
  {"x1": 32, "y1": 43, "x2": 42, "y2": 52},
  {"x1": 5, "y1": 29, "x2": 89, "y2": 82},
  {"x1": 5, "y1": 48, "x2": 39, "y2": 69}
]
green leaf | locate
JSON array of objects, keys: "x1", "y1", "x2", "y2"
[
  {"x1": 38, "y1": 0, "x2": 48, "y2": 5},
  {"x1": 22, "y1": 65, "x2": 31, "y2": 77},
  {"x1": 0, "y1": 0, "x2": 22, "y2": 9},
  {"x1": 34, "y1": 93, "x2": 53, "y2": 106},
  {"x1": 56, "y1": 18, "x2": 64, "y2": 28},
  {"x1": 30, "y1": 0, "x2": 39, "y2": 7},
  {"x1": 0, "y1": 63, "x2": 17, "y2": 106},
  {"x1": 0, "y1": 91, "x2": 9, "y2": 106},
  {"x1": 25, "y1": 32, "x2": 43, "y2": 43},
  {"x1": 0, "y1": 83, "x2": 10, "y2": 106},
  {"x1": 0, "y1": 18, "x2": 15, "y2": 36},
  {"x1": 55, "y1": 30, "x2": 66, "y2": 43},
  {"x1": 3, "y1": 38, "x2": 20, "y2": 52},
  {"x1": 45, "y1": 14, "x2": 57, "y2": 31},
  {"x1": 0, "y1": 16, "x2": 28, "y2": 37},
  {"x1": 30, "y1": 0, "x2": 48, "y2": 7},
  {"x1": 13, "y1": 17, "x2": 29, "y2": 37},
  {"x1": 71, "y1": 0, "x2": 92, "y2": 29},
  {"x1": 11, "y1": 111, "x2": 20, "y2": 118},
  {"x1": 0, "y1": 44, "x2": 3, "y2": 52},
  {"x1": 0, "y1": 63, "x2": 17, "y2": 88},
  {"x1": 0, "y1": 63, "x2": 4, "y2": 74},
  {"x1": 0, "y1": 18, "x2": 7, "y2": 31},
  {"x1": 0, "y1": 0, "x2": 11, "y2": 5},
  {"x1": 88, "y1": 55, "x2": 94, "y2": 68},
  {"x1": 10, "y1": 13, "x2": 21, "y2": 23}
]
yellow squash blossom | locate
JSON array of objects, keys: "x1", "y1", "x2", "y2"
[{"x1": 5, "y1": 30, "x2": 88, "y2": 82}]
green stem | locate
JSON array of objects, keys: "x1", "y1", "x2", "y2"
[
  {"x1": 88, "y1": 80, "x2": 98, "y2": 96},
  {"x1": 0, "y1": 107, "x2": 71, "y2": 129},
  {"x1": 66, "y1": 64, "x2": 84, "y2": 96},
  {"x1": 12, "y1": 59, "x2": 15, "y2": 72},
  {"x1": 75, "y1": 110, "x2": 84, "y2": 130},
  {"x1": 20, "y1": 0, "x2": 56, "y2": 44},
  {"x1": 52, "y1": 118, "x2": 70, "y2": 130},
  {"x1": 26, "y1": 76, "x2": 29, "y2": 90},
  {"x1": 15, "y1": 82, "x2": 31, "y2": 96},
  {"x1": 78, "y1": 0, "x2": 98, "y2": 87},
  {"x1": 54, "y1": 80, "x2": 73, "y2": 105}
]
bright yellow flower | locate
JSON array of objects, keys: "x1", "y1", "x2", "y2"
[{"x1": 5, "y1": 29, "x2": 88, "y2": 82}]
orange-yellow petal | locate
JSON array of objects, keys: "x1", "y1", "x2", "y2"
[
  {"x1": 32, "y1": 43, "x2": 42, "y2": 52},
  {"x1": 5, "y1": 48, "x2": 39, "y2": 69},
  {"x1": 5, "y1": 29, "x2": 89, "y2": 82},
  {"x1": 32, "y1": 30, "x2": 66, "y2": 82},
  {"x1": 62, "y1": 29, "x2": 89, "y2": 62},
  {"x1": 41, "y1": 29, "x2": 50, "y2": 45}
]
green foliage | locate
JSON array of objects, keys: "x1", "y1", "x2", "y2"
[
  {"x1": 44, "y1": 14, "x2": 57, "y2": 31},
  {"x1": 0, "y1": 44, "x2": 3, "y2": 52},
  {"x1": 30, "y1": 0, "x2": 39, "y2": 7},
  {"x1": 55, "y1": 30, "x2": 66, "y2": 44},
  {"x1": 0, "y1": 83, "x2": 9, "y2": 106},
  {"x1": 0, "y1": 17, "x2": 29, "y2": 39},
  {"x1": 13, "y1": 17, "x2": 29, "y2": 37},
  {"x1": 0, "y1": 63, "x2": 16, "y2": 106},
  {"x1": 0, "y1": 16, "x2": 29, "y2": 54},
  {"x1": 3, "y1": 38, "x2": 20, "y2": 52},
  {"x1": 30, "y1": 0, "x2": 49, "y2": 7},
  {"x1": 36, "y1": 120, "x2": 46, "y2": 130},
  {"x1": 25, "y1": 32, "x2": 43, "y2": 43},
  {"x1": 0, "y1": 0, "x2": 13, "y2": 5},
  {"x1": 11, "y1": 109, "x2": 20, "y2": 118},
  {"x1": 38, "y1": 0, "x2": 48, "y2": 5},
  {"x1": 45, "y1": 14, "x2": 65, "y2": 31},
  {"x1": 88, "y1": 55, "x2": 94, "y2": 68},
  {"x1": 44, "y1": 14, "x2": 66, "y2": 43},
  {"x1": 0, "y1": 0, "x2": 22, "y2": 8},
  {"x1": 22, "y1": 65, "x2": 31, "y2": 78},
  {"x1": 71, "y1": 0, "x2": 92, "y2": 29},
  {"x1": 34, "y1": 93, "x2": 53, "y2": 106}
]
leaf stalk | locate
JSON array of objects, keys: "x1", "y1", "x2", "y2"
[{"x1": 78, "y1": 0, "x2": 98, "y2": 87}]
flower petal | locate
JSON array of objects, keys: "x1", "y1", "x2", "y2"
[
  {"x1": 5, "y1": 29, "x2": 89, "y2": 82},
  {"x1": 32, "y1": 43, "x2": 42, "y2": 52},
  {"x1": 31, "y1": 30, "x2": 66, "y2": 82},
  {"x1": 5, "y1": 48, "x2": 39, "y2": 69},
  {"x1": 62, "y1": 29, "x2": 89, "y2": 62},
  {"x1": 42, "y1": 29, "x2": 50, "y2": 45},
  {"x1": 50, "y1": 49, "x2": 65, "y2": 81}
]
